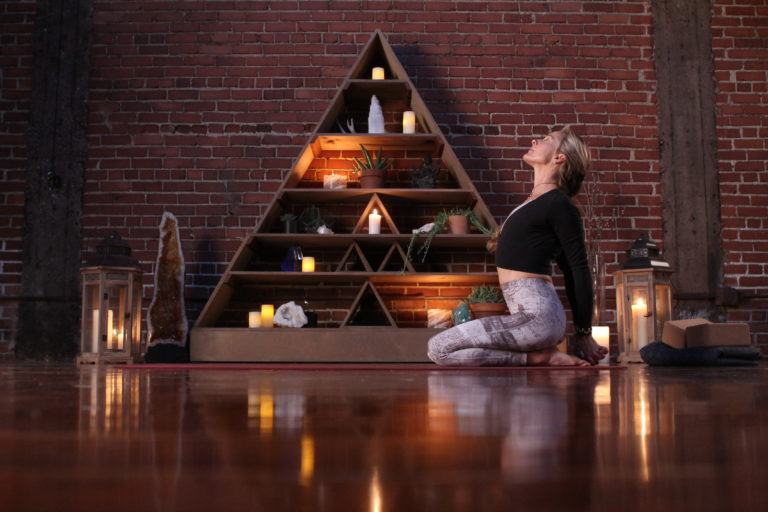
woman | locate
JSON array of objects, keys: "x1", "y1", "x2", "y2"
[{"x1": 428, "y1": 126, "x2": 608, "y2": 366}]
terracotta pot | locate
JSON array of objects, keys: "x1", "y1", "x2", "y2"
[
  {"x1": 359, "y1": 169, "x2": 386, "y2": 189},
  {"x1": 448, "y1": 215, "x2": 469, "y2": 234},
  {"x1": 469, "y1": 302, "x2": 508, "y2": 319}
]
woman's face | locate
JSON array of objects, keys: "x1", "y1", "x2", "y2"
[{"x1": 522, "y1": 131, "x2": 563, "y2": 167}]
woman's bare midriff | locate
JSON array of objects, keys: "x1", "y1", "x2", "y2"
[{"x1": 496, "y1": 267, "x2": 553, "y2": 287}]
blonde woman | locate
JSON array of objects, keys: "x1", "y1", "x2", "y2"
[{"x1": 428, "y1": 126, "x2": 608, "y2": 366}]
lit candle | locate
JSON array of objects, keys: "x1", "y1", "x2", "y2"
[
  {"x1": 368, "y1": 208, "x2": 382, "y2": 234},
  {"x1": 107, "y1": 309, "x2": 114, "y2": 350},
  {"x1": 402, "y1": 110, "x2": 416, "y2": 134},
  {"x1": 301, "y1": 256, "x2": 316, "y2": 272},
  {"x1": 261, "y1": 304, "x2": 274, "y2": 328},
  {"x1": 91, "y1": 309, "x2": 100, "y2": 353},
  {"x1": 592, "y1": 325, "x2": 610, "y2": 364},
  {"x1": 116, "y1": 330, "x2": 124, "y2": 350},
  {"x1": 372, "y1": 67, "x2": 385, "y2": 80},
  {"x1": 248, "y1": 311, "x2": 262, "y2": 328},
  {"x1": 631, "y1": 298, "x2": 648, "y2": 349}
]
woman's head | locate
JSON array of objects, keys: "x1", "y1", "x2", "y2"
[{"x1": 523, "y1": 126, "x2": 591, "y2": 197}]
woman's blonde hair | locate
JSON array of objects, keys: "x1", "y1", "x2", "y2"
[{"x1": 554, "y1": 125, "x2": 591, "y2": 197}]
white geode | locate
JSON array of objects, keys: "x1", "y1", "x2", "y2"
[
  {"x1": 275, "y1": 301, "x2": 308, "y2": 328},
  {"x1": 367, "y1": 95, "x2": 385, "y2": 134},
  {"x1": 412, "y1": 222, "x2": 435, "y2": 234},
  {"x1": 317, "y1": 224, "x2": 334, "y2": 234}
]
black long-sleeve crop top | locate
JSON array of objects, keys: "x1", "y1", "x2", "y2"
[{"x1": 495, "y1": 188, "x2": 593, "y2": 331}]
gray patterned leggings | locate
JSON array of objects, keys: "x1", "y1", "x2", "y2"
[{"x1": 427, "y1": 278, "x2": 566, "y2": 366}]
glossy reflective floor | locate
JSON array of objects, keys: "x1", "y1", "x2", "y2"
[{"x1": 1, "y1": 363, "x2": 767, "y2": 511}]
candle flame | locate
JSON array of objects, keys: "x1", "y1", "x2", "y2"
[{"x1": 372, "y1": 208, "x2": 378, "y2": 215}]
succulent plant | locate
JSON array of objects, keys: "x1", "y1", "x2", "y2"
[
  {"x1": 353, "y1": 145, "x2": 390, "y2": 174},
  {"x1": 466, "y1": 285, "x2": 505, "y2": 304}
]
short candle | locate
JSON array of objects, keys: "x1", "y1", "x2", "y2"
[
  {"x1": 369, "y1": 208, "x2": 382, "y2": 234},
  {"x1": 248, "y1": 311, "x2": 262, "y2": 328},
  {"x1": 301, "y1": 256, "x2": 316, "y2": 272},
  {"x1": 402, "y1": 111, "x2": 416, "y2": 134},
  {"x1": 372, "y1": 67, "x2": 385, "y2": 80},
  {"x1": 261, "y1": 304, "x2": 274, "y2": 328}
]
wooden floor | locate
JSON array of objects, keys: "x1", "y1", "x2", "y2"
[{"x1": 1, "y1": 363, "x2": 766, "y2": 511}]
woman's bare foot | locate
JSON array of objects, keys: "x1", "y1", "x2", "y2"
[{"x1": 527, "y1": 348, "x2": 591, "y2": 367}]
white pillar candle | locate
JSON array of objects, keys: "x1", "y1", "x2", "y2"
[
  {"x1": 402, "y1": 111, "x2": 416, "y2": 134},
  {"x1": 371, "y1": 67, "x2": 385, "y2": 80},
  {"x1": 91, "y1": 309, "x2": 100, "y2": 353},
  {"x1": 248, "y1": 311, "x2": 262, "y2": 328},
  {"x1": 116, "y1": 330, "x2": 124, "y2": 351},
  {"x1": 301, "y1": 256, "x2": 316, "y2": 272},
  {"x1": 368, "y1": 208, "x2": 382, "y2": 234},
  {"x1": 631, "y1": 298, "x2": 648, "y2": 349},
  {"x1": 592, "y1": 325, "x2": 610, "y2": 364},
  {"x1": 261, "y1": 304, "x2": 274, "y2": 328},
  {"x1": 107, "y1": 309, "x2": 114, "y2": 350}
]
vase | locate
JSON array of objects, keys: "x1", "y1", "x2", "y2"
[
  {"x1": 359, "y1": 169, "x2": 386, "y2": 188},
  {"x1": 448, "y1": 215, "x2": 469, "y2": 234},
  {"x1": 469, "y1": 303, "x2": 508, "y2": 319}
]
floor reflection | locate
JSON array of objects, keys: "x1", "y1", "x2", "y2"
[{"x1": 0, "y1": 364, "x2": 766, "y2": 511}]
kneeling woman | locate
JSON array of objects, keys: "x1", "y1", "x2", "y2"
[{"x1": 428, "y1": 126, "x2": 608, "y2": 366}]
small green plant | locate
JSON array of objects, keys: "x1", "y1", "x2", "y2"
[
  {"x1": 402, "y1": 208, "x2": 492, "y2": 271},
  {"x1": 297, "y1": 205, "x2": 331, "y2": 233},
  {"x1": 279, "y1": 213, "x2": 297, "y2": 222},
  {"x1": 410, "y1": 154, "x2": 438, "y2": 188},
  {"x1": 353, "y1": 145, "x2": 390, "y2": 174},
  {"x1": 466, "y1": 285, "x2": 505, "y2": 304}
]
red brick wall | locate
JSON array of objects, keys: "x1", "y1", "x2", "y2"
[
  {"x1": 712, "y1": 0, "x2": 768, "y2": 348},
  {"x1": 0, "y1": 1, "x2": 35, "y2": 351},
  {"x1": 84, "y1": 1, "x2": 660, "y2": 351}
]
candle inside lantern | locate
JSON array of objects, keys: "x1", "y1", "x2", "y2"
[
  {"x1": 372, "y1": 67, "x2": 385, "y2": 80},
  {"x1": 248, "y1": 311, "x2": 262, "y2": 328},
  {"x1": 261, "y1": 304, "x2": 274, "y2": 328},
  {"x1": 116, "y1": 329, "x2": 124, "y2": 350},
  {"x1": 302, "y1": 256, "x2": 316, "y2": 272},
  {"x1": 592, "y1": 325, "x2": 610, "y2": 364},
  {"x1": 369, "y1": 208, "x2": 382, "y2": 234},
  {"x1": 91, "y1": 309, "x2": 100, "y2": 353},
  {"x1": 402, "y1": 110, "x2": 416, "y2": 134},
  {"x1": 630, "y1": 298, "x2": 648, "y2": 348},
  {"x1": 107, "y1": 309, "x2": 114, "y2": 350}
]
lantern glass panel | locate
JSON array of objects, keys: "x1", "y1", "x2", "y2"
[
  {"x1": 105, "y1": 284, "x2": 128, "y2": 351},
  {"x1": 83, "y1": 283, "x2": 100, "y2": 354},
  {"x1": 628, "y1": 286, "x2": 651, "y2": 352},
  {"x1": 654, "y1": 282, "x2": 671, "y2": 336}
]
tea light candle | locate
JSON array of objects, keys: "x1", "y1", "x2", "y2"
[
  {"x1": 91, "y1": 309, "x2": 100, "y2": 353},
  {"x1": 248, "y1": 311, "x2": 262, "y2": 328},
  {"x1": 372, "y1": 67, "x2": 385, "y2": 80},
  {"x1": 369, "y1": 208, "x2": 382, "y2": 234},
  {"x1": 301, "y1": 256, "x2": 316, "y2": 272},
  {"x1": 261, "y1": 304, "x2": 274, "y2": 328},
  {"x1": 402, "y1": 111, "x2": 416, "y2": 134}
]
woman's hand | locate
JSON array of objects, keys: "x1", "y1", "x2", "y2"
[{"x1": 568, "y1": 334, "x2": 609, "y2": 365}]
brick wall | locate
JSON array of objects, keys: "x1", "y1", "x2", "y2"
[
  {"x1": 712, "y1": 0, "x2": 768, "y2": 347},
  {"x1": 85, "y1": 0, "x2": 660, "y2": 352},
  {"x1": 0, "y1": 1, "x2": 35, "y2": 351}
]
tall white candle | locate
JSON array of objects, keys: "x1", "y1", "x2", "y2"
[
  {"x1": 91, "y1": 309, "x2": 100, "y2": 353},
  {"x1": 372, "y1": 67, "x2": 385, "y2": 80},
  {"x1": 631, "y1": 298, "x2": 648, "y2": 348},
  {"x1": 248, "y1": 311, "x2": 262, "y2": 328},
  {"x1": 402, "y1": 111, "x2": 416, "y2": 134},
  {"x1": 107, "y1": 309, "x2": 114, "y2": 350},
  {"x1": 369, "y1": 208, "x2": 382, "y2": 234}
]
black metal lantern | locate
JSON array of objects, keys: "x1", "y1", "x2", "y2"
[
  {"x1": 78, "y1": 232, "x2": 143, "y2": 364},
  {"x1": 614, "y1": 234, "x2": 674, "y2": 363}
]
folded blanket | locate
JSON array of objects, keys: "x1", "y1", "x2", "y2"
[{"x1": 640, "y1": 341, "x2": 763, "y2": 366}]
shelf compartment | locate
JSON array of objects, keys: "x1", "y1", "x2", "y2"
[
  {"x1": 227, "y1": 271, "x2": 498, "y2": 285},
  {"x1": 280, "y1": 188, "x2": 477, "y2": 204},
  {"x1": 344, "y1": 79, "x2": 411, "y2": 103},
  {"x1": 310, "y1": 134, "x2": 441, "y2": 155},
  {"x1": 190, "y1": 327, "x2": 437, "y2": 363},
  {"x1": 247, "y1": 233, "x2": 493, "y2": 249}
]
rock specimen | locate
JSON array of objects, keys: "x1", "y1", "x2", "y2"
[
  {"x1": 275, "y1": 301, "x2": 308, "y2": 328},
  {"x1": 147, "y1": 212, "x2": 188, "y2": 348},
  {"x1": 367, "y1": 95, "x2": 385, "y2": 134}
]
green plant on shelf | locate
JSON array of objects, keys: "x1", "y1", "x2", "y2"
[
  {"x1": 465, "y1": 285, "x2": 505, "y2": 304},
  {"x1": 297, "y1": 205, "x2": 332, "y2": 233},
  {"x1": 410, "y1": 154, "x2": 438, "y2": 188},
  {"x1": 352, "y1": 145, "x2": 390, "y2": 174},
  {"x1": 402, "y1": 208, "x2": 491, "y2": 271}
]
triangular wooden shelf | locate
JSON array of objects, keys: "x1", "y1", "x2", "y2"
[
  {"x1": 378, "y1": 243, "x2": 415, "y2": 272},
  {"x1": 192, "y1": 30, "x2": 501, "y2": 363},
  {"x1": 352, "y1": 193, "x2": 399, "y2": 235},
  {"x1": 340, "y1": 281, "x2": 396, "y2": 327},
  {"x1": 335, "y1": 242, "x2": 372, "y2": 272}
]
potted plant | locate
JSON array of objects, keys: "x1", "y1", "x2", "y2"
[
  {"x1": 280, "y1": 212, "x2": 297, "y2": 233},
  {"x1": 297, "y1": 205, "x2": 332, "y2": 233},
  {"x1": 353, "y1": 144, "x2": 390, "y2": 189},
  {"x1": 465, "y1": 285, "x2": 507, "y2": 319},
  {"x1": 447, "y1": 207, "x2": 471, "y2": 234},
  {"x1": 410, "y1": 154, "x2": 438, "y2": 188},
  {"x1": 403, "y1": 208, "x2": 491, "y2": 270}
]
